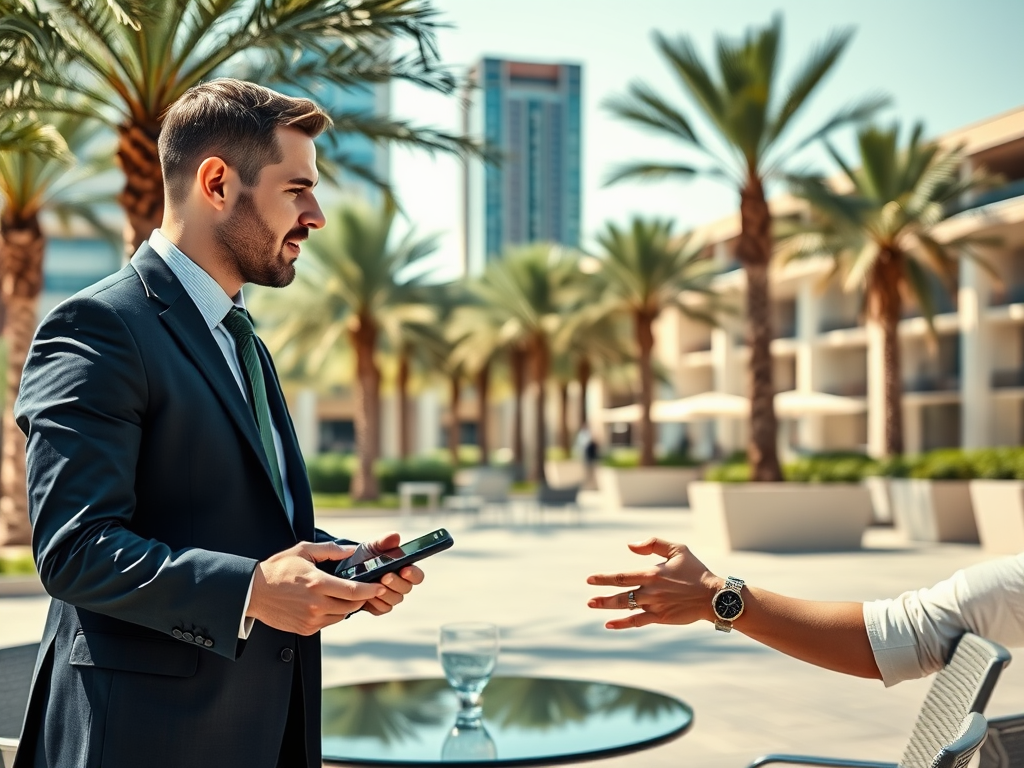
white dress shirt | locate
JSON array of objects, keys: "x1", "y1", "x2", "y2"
[
  {"x1": 148, "y1": 229, "x2": 294, "y2": 638},
  {"x1": 863, "y1": 552, "x2": 1024, "y2": 686}
]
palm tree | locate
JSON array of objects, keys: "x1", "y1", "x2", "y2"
[
  {"x1": 780, "y1": 122, "x2": 998, "y2": 456},
  {"x1": 605, "y1": 15, "x2": 887, "y2": 480},
  {"x1": 592, "y1": 217, "x2": 720, "y2": 465},
  {"x1": 253, "y1": 200, "x2": 436, "y2": 500},
  {"x1": 466, "y1": 245, "x2": 582, "y2": 484},
  {"x1": 0, "y1": 115, "x2": 118, "y2": 545},
  {"x1": 2, "y1": 0, "x2": 481, "y2": 253}
]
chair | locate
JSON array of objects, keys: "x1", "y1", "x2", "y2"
[
  {"x1": 443, "y1": 467, "x2": 512, "y2": 519},
  {"x1": 980, "y1": 713, "x2": 1024, "y2": 768},
  {"x1": 0, "y1": 642, "x2": 39, "y2": 768},
  {"x1": 747, "y1": 632, "x2": 1010, "y2": 768}
]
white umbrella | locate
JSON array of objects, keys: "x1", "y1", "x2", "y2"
[
  {"x1": 599, "y1": 390, "x2": 864, "y2": 424},
  {"x1": 774, "y1": 390, "x2": 867, "y2": 417}
]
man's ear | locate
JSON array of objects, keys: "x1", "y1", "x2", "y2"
[{"x1": 196, "y1": 157, "x2": 230, "y2": 211}]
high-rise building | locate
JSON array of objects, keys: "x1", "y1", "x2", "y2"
[{"x1": 462, "y1": 58, "x2": 582, "y2": 275}]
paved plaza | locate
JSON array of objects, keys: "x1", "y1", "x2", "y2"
[{"x1": 2, "y1": 495, "x2": 1022, "y2": 767}]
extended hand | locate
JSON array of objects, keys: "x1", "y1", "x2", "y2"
[
  {"x1": 348, "y1": 532, "x2": 425, "y2": 616},
  {"x1": 587, "y1": 538, "x2": 722, "y2": 629},
  {"x1": 247, "y1": 541, "x2": 386, "y2": 635}
]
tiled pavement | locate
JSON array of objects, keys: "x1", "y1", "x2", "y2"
[{"x1": 2, "y1": 494, "x2": 1022, "y2": 767}]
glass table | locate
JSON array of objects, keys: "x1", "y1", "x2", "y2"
[{"x1": 322, "y1": 676, "x2": 692, "y2": 766}]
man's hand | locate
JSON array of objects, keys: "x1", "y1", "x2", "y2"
[
  {"x1": 247, "y1": 541, "x2": 386, "y2": 635},
  {"x1": 346, "y1": 532, "x2": 425, "y2": 616},
  {"x1": 586, "y1": 538, "x2": 722, "y2": 630}
]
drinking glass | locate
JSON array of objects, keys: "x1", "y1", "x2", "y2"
[
  {"x1": 438, "y1": 622, "x2": 499, "y2": 719},
  {"x1": 440, "y1": 714, "x2": 497, "y2": 761}
]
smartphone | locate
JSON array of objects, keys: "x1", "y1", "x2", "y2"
[{"x1": 334, "y1": 528, "x2": 454, "y2": 583}]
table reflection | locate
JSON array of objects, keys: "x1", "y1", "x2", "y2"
[{"x1": 322, "y1": 676, "x2": 692, "y2": 765}]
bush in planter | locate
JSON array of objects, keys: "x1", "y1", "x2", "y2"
[
  {"x1": 375, "y1": 457, "x2": 455, "y2": 495},
  {"x1": 704, "y1": 462, "x2": 751, "y2": 482},
  {"x1": 602, "y1": 447, "x2": 699, "y2": 468},
  {"x1": 970, "y1": 447, "x2": 1024, "y2": 480},
  {"x1": 863, "y1": 455, "x2": 916, "y2": 478},
  {"x1": 785, "y1": 453, "x2": 874, "y2": 483},
  {"x1": 910, "y1": 449, "x2": 976, "y2": 480}
]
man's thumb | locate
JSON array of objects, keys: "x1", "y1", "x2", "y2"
[{"x1": 303, "y1": 541, "x2": 357, "y2": 563}]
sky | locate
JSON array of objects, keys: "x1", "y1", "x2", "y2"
[{"x1": 387, "y1": 0, "x2": 1024, "y2": 280}]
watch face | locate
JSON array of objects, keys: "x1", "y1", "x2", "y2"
[{"x1": 714, "y1": 590, "x2": 743, "y2": 620}]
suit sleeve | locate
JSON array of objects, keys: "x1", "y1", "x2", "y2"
[{"x1": 16, "y1": 295, "x2": 257, "y2": 660}]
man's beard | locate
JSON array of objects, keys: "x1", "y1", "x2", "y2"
[{"x1": 214, "y1": 191, "x2": 306, "y2": 288}]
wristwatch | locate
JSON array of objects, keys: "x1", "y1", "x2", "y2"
[{"x1": 712, "y1": 576, "x2": 745, "y2": 632}]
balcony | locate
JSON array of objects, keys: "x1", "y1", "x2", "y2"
[
  {"x1": 819, "y1": 316, "x2": 861, "y2": 333},
  {"x1": 905, "y1": 374, "x2": 960, "y2": 393},
  {"x1": 946, "y1": 178, "x2": 1024, "y2": 217},
  {"x1": 992, "y1": 369, "x2": 1024, "y2": 389}
]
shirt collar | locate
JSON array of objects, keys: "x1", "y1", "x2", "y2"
[{"x1": 147, "y1": 229, "x2": 245, "y2": 329}]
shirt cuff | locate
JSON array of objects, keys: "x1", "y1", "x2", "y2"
[
  {"x1": 238, "y1": 571, "x2": 256, "y2": 639},
  {"x1": 863, "y1": 599, "x2": 924, "y2": 687}
]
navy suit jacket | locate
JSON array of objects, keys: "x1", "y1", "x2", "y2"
[{"x1": 14, "y1": 245, "x2": 334, "y2": 768}]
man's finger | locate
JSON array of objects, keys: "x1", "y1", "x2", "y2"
[
  {"x1": 626, "y1": 537, "x2": 678, "y2": 559},
  {"x1": 365, "y1": 531, "x2": 401, "y2": 556},
  {"x1": 397, "y1": 565, "x2": 425, "y2": 586},
  {"x1": 586, "y1": 591, "x2": 637, "y2": 610},
  {"x1": 301, "y1": 541, "x2": 357, "y2": 563},
  {"x1": 586, "y1": 571, "x2": 654, "y2": 587},
  {"x1": 604, "y1": 611, "x2": 659, "y2": 630},
  {"x1": 320, "y1": 576, "x2": 387, "y2": 602},
  {"x1": 380, "y1": 572, "x2": 414, "y2": 595}
]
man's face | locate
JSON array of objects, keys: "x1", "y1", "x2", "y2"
[{"x1": 214, "y1": 126, "x2": 325, "y2": 288}]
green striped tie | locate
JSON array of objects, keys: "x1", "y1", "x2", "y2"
[{"x1": 222, "y1": 308, "x2": 285, "y2": 505}]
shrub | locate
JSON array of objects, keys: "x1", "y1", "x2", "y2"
[
  {"x1": 910, "y1": 449, "x2": 976, "y2": 480},
  {"x1": 784, "y1": 453, "x2": 873, "y2": 483},
  {"x1": 601, "y1": 448, "x2": 699, "y2": 468},
  {"x1": 0, "y1": 552, "x2": 36, "y2": 575},
  {"x1": 306, "y1": 452, "x2": 354, "y2": 494},
  {"x1": 375, "y1": 458, "x2": 454, "y2": 494},
  {"x1": 704, "y1": 462, "x2": 751, "y2": 482}
]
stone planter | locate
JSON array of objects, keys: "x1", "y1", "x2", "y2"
[
  {"x1": 596, "y1": 466, "x2": 702, "y2": 507},
  {"x1": 0, "y1": 574, "x2": 45, "y2": 597},
  {"x1": 863, "y1": 476, "x2": 894, "y2": 525},
  {"x1": 968, "y1": 480, "x2": 1024, "y2": 554},
  {"x1": 889, "y1": 479, "x2": 979, "y2": 543},
  {"x1": 690, "y1": 481, "x2": 872, "y2": 552}
]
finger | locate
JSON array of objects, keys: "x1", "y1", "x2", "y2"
[
  {"x1": 362, "y1": 597, "x2": 394, "y2": 615},
  {"x1": 364, "y1": 531, "x2": 401, "y2": 556},
  {"x1": 626, "y1": 537, "x2": 679, "y2": 559},
  {"x1": 397, "y1": 565, "x2": 425, "y2": 586},
  {"x1": 586, "y1": 571, "x2": 655, "y2": 588},
  {"x1": 586, "y1": 591, "x2": 636, "y2": 610},
  {"x1": 604, "y1": 611, "x2": 659, "y2": 630},
  {"x1": 380, "y1": 572, "x2": 414, "y2": 596},
  {"x1": 374, "y1": 587, "x2": 405, "y2": 608},
  {"x1": 300, "y1": 541, "x2": 358, "y2": 563},
  {"x1": 321, "y1": 576, "x2": 388, "y2": 602}
]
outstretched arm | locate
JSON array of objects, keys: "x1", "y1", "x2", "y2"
[{"x1": 587, "y1": 538, "x2": 881, "y2": 680}]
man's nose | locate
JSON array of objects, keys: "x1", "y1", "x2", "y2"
[{"x1": 301, "y1": 197, "x2": 326, "y2": 230}]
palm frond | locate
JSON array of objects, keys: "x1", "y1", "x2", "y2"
[
  {"x1": 603, "y1": 161, "x2": 724, "y2": 187},
  {"x1": 603, "y1": 81, "x2": 703, "y2": 147}
]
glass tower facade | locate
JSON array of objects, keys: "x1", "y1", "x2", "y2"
[{"x1": 463, "y1": 58, "x2": 582, "y2": 275}]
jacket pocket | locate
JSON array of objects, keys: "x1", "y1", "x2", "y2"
[{"x1": 70, "y1": 631, "x2": 198, "y2": 678}]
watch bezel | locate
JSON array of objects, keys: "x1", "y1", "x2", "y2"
[{"x1": 711, "y1": 586, "x2": 745, "y2": 622}]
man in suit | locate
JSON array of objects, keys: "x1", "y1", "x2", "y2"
[{"x1": 14, "y1": 79, "x2": 424, "y2": 768}]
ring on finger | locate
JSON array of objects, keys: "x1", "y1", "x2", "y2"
[{"x1": 627, "y1": 590, "x2": 640, "y2": 611}]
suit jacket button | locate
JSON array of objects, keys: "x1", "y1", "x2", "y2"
[
  {"x1": 194, "y1": 635, "x2": 205, "y2": 645},
  {"x1": 204, "y1": 638, "x2": 214, "y2": 648},
  {"x1": 182, "y1": 632, "x2": 194, "y2": 642},
  {"x1": 280, "y1": 648, "x2": 294, "y2": 663},
  {"x1": 172, "y1": 629, "x2": 183, "y2": 639}
]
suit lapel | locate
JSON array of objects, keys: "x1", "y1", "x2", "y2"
[
  {"x1": 258, "y1": 339, "x2": 315, "y2": 540},
  {"x1": 130, "y1": 246, "x2": 286, "y2": 514}
]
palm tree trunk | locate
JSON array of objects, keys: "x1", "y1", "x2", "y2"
[
  {"x1": 737, "y1": 174, "x2": 782, "y2": 482},
  {"x1": 576, "y1": 358, "x2": 591, "y2": 432},
  {"x1": 0, "y1": 214, "x2": 44, "y2": 546},
  {"x1": 475, "y1": 363, "x2": 490, "y2": 465},
  {"x1": 448, "y1": 375, "x2": 461, "y2": 467},
  {"x1": 870, "y1": 254, "x2": 905, "y2": 455},
  {"x1": 510, "y1": 345, "x2": 526, "y2": 477},
  {"x1": 118, "y1": 120, "x2": 164, "y2": 256},
  {"x1": 397, "y1": 351, "x2": 410, "y2": 459},
  {"x1": 636, "y1": 310, "x2": 656, "y2": 467},
  {"x1": 349, "y1": 317, "x2": 380, "y2": 500},
  {"x1": 530, "y1": 336, "x2": 549, "y2": 484},
  {"x1": 558, "y1": 381, "x2": 570, "y2": 456}
]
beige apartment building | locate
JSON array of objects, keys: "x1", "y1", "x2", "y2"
[{"x1": 648, "y1": 105, "x2": 1024, "y2": 460}]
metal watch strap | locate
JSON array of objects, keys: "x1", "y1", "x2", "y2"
[{"x1": 713, "y1": 576, "x2": 745, "y2": 633}]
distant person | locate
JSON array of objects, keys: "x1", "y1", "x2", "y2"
[
  {"x1": 576, "y1": 425, "x2": 599, "y2": 489},
  {"x1": 587, "y1": 538, "x2": 1024, "y2": 686},
  {"x1": 15, "y1": 79, "x2": 425, "y2": 768}
]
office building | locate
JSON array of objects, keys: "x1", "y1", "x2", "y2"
[{"x1": 462, "y1": 57, "x2": 582, "y2": 275}]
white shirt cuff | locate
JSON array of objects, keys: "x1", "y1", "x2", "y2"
[{"x1": 238, "y1": 571, "x2": 256, "y2": 639}]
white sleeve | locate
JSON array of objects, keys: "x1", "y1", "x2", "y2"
[
  {"x1": 863, "y1": 553, "x2": 1024, "y2": 687},
  {"x1": 238, "y1": 572, "x2": 256, "y2": 639}
]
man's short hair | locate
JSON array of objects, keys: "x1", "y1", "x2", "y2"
[{"x1": 159, "y1": 78, "x2": 332, "y2": 205}]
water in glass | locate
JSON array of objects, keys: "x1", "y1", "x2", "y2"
[{"x1": 438, "y1": 623, "x2": 499, "y2": 714}]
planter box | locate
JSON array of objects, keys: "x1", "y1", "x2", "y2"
[
  {"x1": 969, "y1": 480, "x2": 1024, "y2": 554},
  {"x1": 596, "y1": 467, "x2": 701, "y2": 507},
  {"x1": 690, "y1": 481, "x2": 872, "y2": 552},
  {"x1": 863, "y1": 477, "x2": 894, "y2": 525},
  {"x1": 889, "y1": 479, "x2": 979, "y2": 543},
  {"x1": 0, "y1": 574, "x2": 45, "y2": 597}
]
